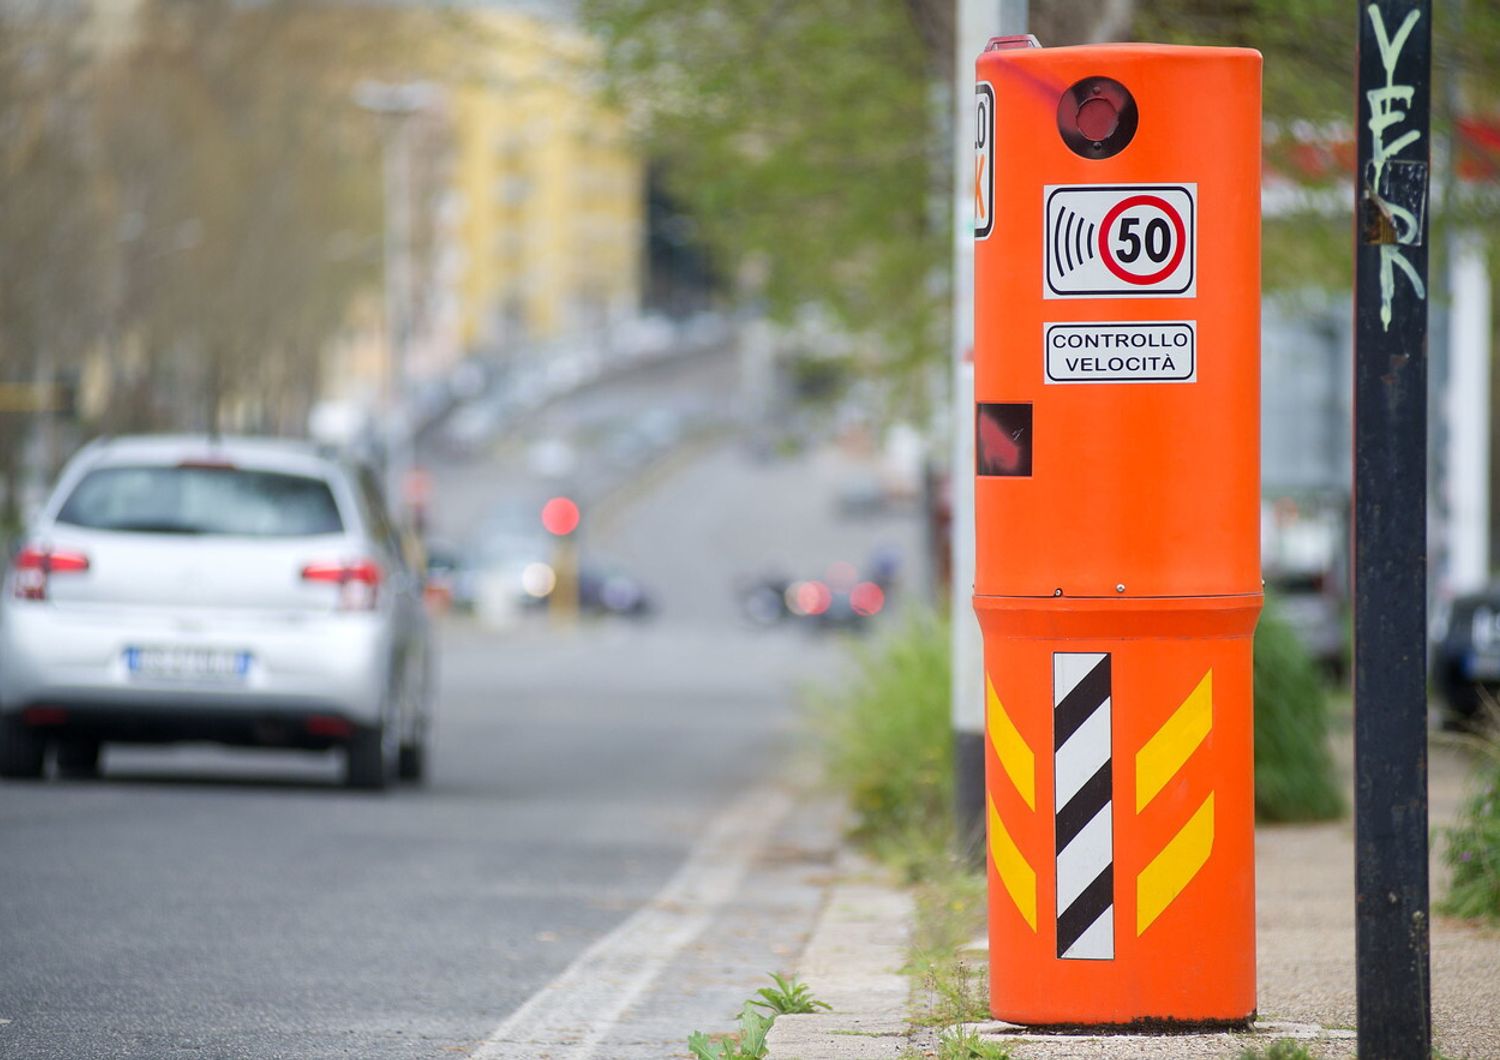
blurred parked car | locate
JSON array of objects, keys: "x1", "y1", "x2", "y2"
[
  {"x1": 574, "y1": 562, "x2": 654, "y2": 619},
  {"x1": 735, "y1": 550, "x2": 899, "y2": 633},
  {"x1": 0, "y1": 435, "x2": 432, "y2": 789},
  {"x1": 1433, "y1": 586, "x2": 1500, "y2": 727},
  {"x1": 1266, "y1": 572, "x2": 1347, "y2": 678},
  {"x1": 1262, "y1": 493, "x2": 1349, "y2": 677}
]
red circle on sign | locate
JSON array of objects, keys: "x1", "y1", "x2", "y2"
[{"x1": 1097, "y1": 194, "x2": 1187, "y2": 286}]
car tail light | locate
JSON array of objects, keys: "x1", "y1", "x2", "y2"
[
  {"x1": 850, "y1": 581, "x2": 886, "y2": 617},
  {"x1": 23, "y1": 706, "x2": 68, "y2": 726},
  {"x1": 786, "y1": 579, "x2": 832, "y2": 617},
  {"x1": 12, "y1": 546, "x2": 91, "y2": 601},
  {"x1": 305, "y1": 715, "x2": 353, "y2": 738},
  {"x1": 301, "y1": 559, "x2": 382, "y2": 611}
]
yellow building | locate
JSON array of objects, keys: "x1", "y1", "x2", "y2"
[{"x1": 450, "y1": 11, "x2": 644, "y2": 352}]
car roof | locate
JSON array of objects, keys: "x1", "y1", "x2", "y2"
[{"x1": 75, "y1": 434, "x2": 341, "y2": 478}]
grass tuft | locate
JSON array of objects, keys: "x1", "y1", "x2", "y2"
[
  {"x1": 808, "y1": 609, "x2": 952, "y2": 878},
  {"x1": 1236, "y1": 1039, "x2": 1316, "y2": 1060},
  {"x1": 908, "y1": 858, "x2": 989, "y2": 1028},
  {"x1": 937, "y1": 1024, "x2": 1014, "y2": 1059},
  {"x1": 687, "y1": 1003, "x2": 771, "y2": 1060},
  {"x1": 746, "y1": 972, "x2": 831, "y2": 1016},
  {"x1": 1253, "y1": 599, "x2": 1346, "y2": 822},
  {"x1": 1438, "y1": 718, "x2": 1500, "y2": 922},
  {"x1": 687, "y1": 974, "x2": 829, "y2": 1059}
]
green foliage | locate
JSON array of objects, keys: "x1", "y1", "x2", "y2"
[
  {"x1": 1439, "y1": 739, "x2": 1500, "y2": 922},
  {"x1": 583, "y1": 0, "x2": 948, "y2": 397},
  {"x1": 687, "y1": 1003, "x2": 771, "y2": 1060},
  {"x1": 1137, "y1": 0, "x2": 1500, "y2": 294},
  {"x1": 747, "y1": 972, "x2": 830, "y2": 1016},
  {"x1": 937, "y1": 1025, "x2": 1014, "y2": 1060},
  {"x1": 1254, "y1": 600, "x2": 1346, "y2": 822},
  {"x1": 1235, "y1": 1039, "x2": 1316, "y2": 1060},
  {"x1": 809, "y1": 610, "x2": 952, "y2": 875},
  {"x1": 908, "y1": 857, "x2": 989, "y2": 1028},
  {"x1": 0, "y1": 0, "x2": 472, "y2": 441}
]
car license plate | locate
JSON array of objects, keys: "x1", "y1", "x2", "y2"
[{"x1": 125, "y1": 647, "x2": 251, "y2": 683}]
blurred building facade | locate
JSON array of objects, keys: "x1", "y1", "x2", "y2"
[
  {"x1": 451, "y1": 11, "x2": 644, "y2": 354},
  {"x1": 298, "y1": 5, "x2": 649, "y2": 448}
]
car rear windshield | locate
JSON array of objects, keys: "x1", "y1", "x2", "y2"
[{"x1": 56, "y1": 465, "x2": 344, "y2": 537}]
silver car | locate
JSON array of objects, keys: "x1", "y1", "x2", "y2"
[{"x1": 0, "y1": 435, "x2": 432, "y2": 790}]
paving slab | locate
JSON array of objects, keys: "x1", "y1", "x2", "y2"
[{"x1": 764, "y1": 863, "x2": 912, "y2": 1059}]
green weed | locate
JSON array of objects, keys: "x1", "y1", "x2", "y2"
[
  {"x1": 687, "y1": 1003, "x2": 771, "y2": 1060},
  {"x1": 1439, "y1": 723, "x2": 1500, "y2": 922},
  {"x1": 938, "y1": 1024, "x2": 1014, "y2": 1060},
  {"x1": 746, "y1": 972, "x2": 830, "y2": 1016},
  {"x1": 808, "y1": 609, "x2": 952, "y2": 879},
  {"x1": 1236, "y1": 1039, "x2": 1315, "y2": 1060},
  {"x1": 908, "y1": 860, "x2": 989, "y2": 1027},
  {"x1": 1253, "y1": 600, "x2": 1346, "y2": 822}
]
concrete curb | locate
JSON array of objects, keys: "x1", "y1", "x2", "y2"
[{"x1": 764, "y1": 858, "x2": 913, "y2": 1059}]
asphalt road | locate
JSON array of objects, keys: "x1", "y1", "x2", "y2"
[{"x1": 0, "y1": 354, "x2": 922, "y2": 1059}]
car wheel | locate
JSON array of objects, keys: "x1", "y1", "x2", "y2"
[
  {"x1": 1438, "y1": 664, "x2": 1488, "y2": 728},
  {"x1": 0, "y1": 718, "x2": 46, "y2": 780},
  {"x1": 56, "y1": 740, "x2": 101, "y2": 779},
  {"x1": 345, "y1": 718, "x2": 397, "y2": 791}
]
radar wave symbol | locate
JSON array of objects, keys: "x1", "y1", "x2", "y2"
[{"x1": 1051, "y1": 206, "x2": 1097, "y2": 278}]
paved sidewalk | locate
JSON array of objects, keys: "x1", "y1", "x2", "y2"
[
  {"x1": 763, "y1": 859, "x2": 912, "y2": 1060},
  {"x1": 768, "y1": 737, "x2": 1500, "y2": 1059}
]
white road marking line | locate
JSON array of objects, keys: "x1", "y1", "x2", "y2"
[{"x1": 470, "y1": 783, "x2": 795, "y2": 1059}]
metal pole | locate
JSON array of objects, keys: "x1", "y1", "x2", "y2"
[
  {"x1": 952, "y1": 0, "x2": 1019, "y2": 858},
  {"x1": 354, "y1": 81, "x2": 438, "y2": 512},
  {"x1": 1353, "y1": 3, "x2": 1433, "y2": 1057},
  {"x1": 381, "y1": 116, "x2": 411, "y2": 423}
]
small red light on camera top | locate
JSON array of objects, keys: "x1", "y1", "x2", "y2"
[
  {"x1": 984, "y1": 34, "x2": 1041, "y2": 52},
  {"x1": 541, "y1": 496, "x2": 580, "y2": 537}
]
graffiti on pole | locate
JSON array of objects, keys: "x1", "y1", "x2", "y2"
[
  {"x1": 1353, "y1": 3, "x2": 1434, "y2": 1057},
  {"x1": 1361, "y1": 3, "x2": 1428, "y2": 331}
]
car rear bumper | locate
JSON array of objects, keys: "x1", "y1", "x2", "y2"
[
  {"x1": 0, "y1": 601, "x2": 390, "y2": 730},
  {"x1": 6, "y1": 699, "x2": 370, "y2": 750}
]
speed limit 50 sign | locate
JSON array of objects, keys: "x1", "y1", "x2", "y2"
[{"x1": 1044, "y1": 183, "x2": 1196, "y2": 298}]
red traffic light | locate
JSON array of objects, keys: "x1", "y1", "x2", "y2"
[{"x1": 541, "y1": 496, "x2": 580, "y2": 536}]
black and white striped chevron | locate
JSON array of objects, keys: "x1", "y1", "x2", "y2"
[{"x1": 1053, "y1": 652, "x2": 1114, "y2": 960}]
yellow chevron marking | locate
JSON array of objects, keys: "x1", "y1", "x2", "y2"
[
  {"x1": 1135, "y1": 670, "x2": 1213, "y2": 813},
  {"x1": 1136, "y1": 792, "x2": 1214, "y2": 935},
  {"x1": 986, "y1": 676, "x2": 1035, "y2": 811},
  {"x1": 987, "y1": 794, "x2": 1037, "y2": 932}
]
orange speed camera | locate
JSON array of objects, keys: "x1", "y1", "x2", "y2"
[{"x1": 973, "y1": 41, "x2": 1262, "y2": 1026}]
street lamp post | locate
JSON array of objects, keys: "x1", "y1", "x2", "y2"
[{"x1": 353, "y1": 80, "x2": 441, "y2": 512}]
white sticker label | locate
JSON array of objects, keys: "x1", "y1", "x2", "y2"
[
  {"x1": 975, "y1": 82, "x2": 995, "y2": 240},
  {"x1": 1045, "y1": 184, "x2": 1196, "y2": 298},
  {"x1": 1044, "y1": 321, "x2": 1197, "y2": 384}
]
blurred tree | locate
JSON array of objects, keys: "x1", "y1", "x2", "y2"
[
  {"x1": 92, "y1": 0, "x2": 461, "y2": 435},
  {"x1": 588, "y1": 0, "x2": 1497, "y2": 393},
  {"x1": 0, "y1": 6, "x2": 111, "y2": 528},
  {"x1": 0, "y1": 0, "x2": 473, "y2": 462},
  {"x1": 584, "y1": 0, "x2": 951, "y2": 405},
  {"x1": 1136, "y1": 0, "x2": 1500, "y2": 290},
  {"x1": 580, "y1": 1, "x2": 1245, "y2": 397}
]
